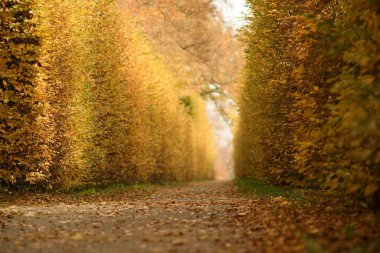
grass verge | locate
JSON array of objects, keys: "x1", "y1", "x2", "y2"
[
  {"x1": 0, "y1": 181, "x2": 188, "y2": 206},
  {"x1": 236, "y1": 178, "x2": 307, "y2": 202}
]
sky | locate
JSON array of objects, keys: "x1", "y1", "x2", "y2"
[
  {"x1": 206, "y1": 100, "x2": 235, "y2": 180},
  {"x1": 213, "y1": 0, "x2": 248, "y2": 29}
]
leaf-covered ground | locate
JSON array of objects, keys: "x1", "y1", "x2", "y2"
[{"x1": 0, "y1": 181, "x2": 379, "y2": 253}]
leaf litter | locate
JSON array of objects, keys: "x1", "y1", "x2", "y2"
[{"x1": 0, "y1": 181, "x2": 379, "y2": 253}]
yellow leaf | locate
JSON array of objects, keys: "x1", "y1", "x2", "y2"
[
  {"x1": 364, "y1": 184, "x2": 378, "y2": 197},
  {"x1": 348, "y1": 184, "x2": 361, "y2": 193},
  {"x1": 71, "y1": 233, "x2": 83, "y2": 240},
  {"x1": 360, "y1": 75, "x2": 375, "y2": 85}
]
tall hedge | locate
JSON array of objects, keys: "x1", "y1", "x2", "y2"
[
  {"x1": 0, "y1": 0, "x2": 214, "y2": 190},
  {"x1": 0, "y1": 0, "x2": 49, "y2": 186},
  {"x1": 235, "y1": 0, "x2": 380, "y2": 204}
]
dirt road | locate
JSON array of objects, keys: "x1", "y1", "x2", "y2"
[{"x1": 0, "y1": 181, "x2": 379, "y2": 253}]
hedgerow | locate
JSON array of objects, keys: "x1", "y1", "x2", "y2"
[
  {"x1": 235, "y1": 0, "x2": 380, "y2": 204},
  {"x1": 0, "y1": 0, "x2": 214, "y2": 190}
]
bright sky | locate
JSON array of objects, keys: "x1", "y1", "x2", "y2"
[{"x1": 213, "y1": 0, "x2": 248, "y2": 29}]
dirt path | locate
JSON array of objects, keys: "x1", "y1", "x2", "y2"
[{"x1": 1, "y1": 181, "x2": 379, "y2": 253}]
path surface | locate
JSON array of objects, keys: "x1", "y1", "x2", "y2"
[{"x1": 1, "y1": 181, "x2": 379, "y2": 253}]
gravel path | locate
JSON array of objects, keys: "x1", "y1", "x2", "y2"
[{"x1": 1, "y1": 181, "x2": 380, "y2": 253}]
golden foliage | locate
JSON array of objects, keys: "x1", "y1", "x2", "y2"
[
  {"x1": 0, "y1": 0, "x2": 214, "y2": 189},
  {"x1": 0, "y1": 0, "x2": 50, "y2": 187},
  {"x1": 120, "y1": 0, "x2": 243, "y2": 94},
  {"x1": 235, "y1": 0, "x2": 380, "y2": 204}
]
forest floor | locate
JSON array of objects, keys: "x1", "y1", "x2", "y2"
[{"x1": 0, "y1": 181, "x2": 380, "y2": 253}]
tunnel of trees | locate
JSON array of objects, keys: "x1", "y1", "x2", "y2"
[{"x1": 1, "y1": 0, "x2": 380, "y2": 207}]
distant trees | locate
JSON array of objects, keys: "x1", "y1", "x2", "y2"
[
  {"x1": 235, "y1": 0, "x2": 380, "y2": 204},
  {"x1": 0, "y1": 0, "x2": 214, "y2": 190},
  {"x1": 120, "y1": 0, "x2": 243, "y2": 91}
]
